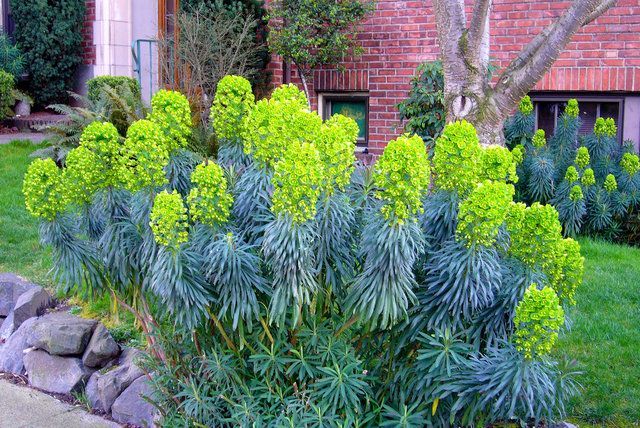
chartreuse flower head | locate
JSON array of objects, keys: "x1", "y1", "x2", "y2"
[
  {"x1": 604, "y1": 173, "x2": 617, "y2": 192},
  {"x1": 150, "y1": 190, "x2": 189, "y2": 248},
  {"x1": 119, "y1": 120, "x2": 169, "y2": 192},
  {"x1": 507, "y1": 202, "x2": 563, "y2": 268},
  {"x1": 433, "y1": 120, "x2": 481, "y2": 195},
  {"x1": 519, "y1": 95, "x2": 533, "y2": 116},
  {"x1": 270, "y1": 83, "x2": 308, "y2": 108},
  {"x1": 211, "y1": 75, "x2": 255, "y2": 143},
  {"x1": 575, "y1": 146, "x2": 590, "y2": 169},
  {"x1": 565, "y1": 166, "x2": 579, "y2": 183},
  {"x1": 242, "y1": 86, "x2": 322, "y2": 168},
  {"x1": 569, "y1": 185, "x2": 583, "y2": 202},
  {"x1": 187, "y1": 162, "x2": 233, "y2": 227},
  {"x1": 63, "y1": 146, "x2": 102, "y2": 205},
  {"x1": 511, "y1": 144, "x2": 525, "y2": 165},
  {"x1": 271, "y1": 141, "x2": 324, "y2": 223},
  {"x1": 620, "y1": 152, "x2": 640, "y2": 176},
  {"x1": 78, "y1": 121, "x2": 121, "y2": 187},
  {"x1": 550, "y1": 238, "x2": 584, "y2": 306},
  {"x1": 317, "y1": 114, "x2": 357, "y2": 193},
  {"x1": 513, "y1": 284, "x2": 565, "y2": 359},
  {"x1": 531, "y1": 129, "x2": 546, "y2": 148},
  {"x1": 148, "y1": 89, "x2": 192, "y2": 152},
  {"x1": 594, "y1": 117, "x2": 617, "y2": 138},
  {"x1": 581, "y1": 168, "x2": 595, "y2": 186},
  {"x1": 23, "y1": 158, "x2": 68, "y2": 221},
  {"x1": 480, "y1": 145, "x2": 518, "y2": 183},
  {"x1": 374, "y1": 134, "x2": 430, "y2": 224},
  {"x1": 565, "y1": 99, "x2": 579, "y2": 118},
  {"x1": 456, "y1": 180, "x2": 514, "y2": 247}
]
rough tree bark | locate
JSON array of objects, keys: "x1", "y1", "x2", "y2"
[{"x1": 433, "y1": 0, "x2": 617, "y2": 146}]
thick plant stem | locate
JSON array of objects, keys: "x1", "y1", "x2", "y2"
[
  {"x1": 335, "y1": 315, "x2": 359, "y2": 338},
  {"x1": 207, "y1": 307, "x2": 238, "y2": 353}
]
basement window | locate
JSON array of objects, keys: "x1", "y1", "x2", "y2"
[
  {"x1": 320, "y1": 93, "x2": 369, "y2": 150},
  {"x1": 532, "y1": 95, "x2": 623, "y2": 142}
]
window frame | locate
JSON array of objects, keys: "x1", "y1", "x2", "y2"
[
  {"x1": 530, "y1": 93, "x2": 625, "y2": 143},
  {"x1": 319, "y1": 92, "x2": 370, "y2": 152}
]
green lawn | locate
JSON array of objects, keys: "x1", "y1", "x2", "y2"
[
  {"x1": 0, "y1": 140, "x2": 639, "y2": 425},
  {"x1": 0, "y1": 140, "x2": 52, "y2": 285},
  {"x1": 557, "y1": 237, "x2": 640, "y2": 427}
]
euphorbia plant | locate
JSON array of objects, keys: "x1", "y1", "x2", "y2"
[{"x1": 24, "y1": 76, "x2": 583, "y2": 426}]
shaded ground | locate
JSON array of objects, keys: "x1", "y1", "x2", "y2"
[{"x1": 0, "y1": 378, "x2": 120, "y2": 428}]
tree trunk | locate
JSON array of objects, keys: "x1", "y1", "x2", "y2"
[{"x1": 434, "y1": 0, "x2": 617, "y2": 146}]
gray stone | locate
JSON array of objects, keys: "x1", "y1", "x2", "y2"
[
  {"x1": 0, "y1": 317, "x2": 38, "y2": 374},
  {"x1": 551, "y1": 423, "x2": 578, "y2": 428},
  {"x1": 111, "y1": 375, "x2": 158, "y2": 428},
  {"x1": 13, "y1": 286, "x2": 53, "y2": 327},
  {"x1": 82, "y1": 324, "x2": 120, "y2": 368},
  {"x1": 28, "y1": 312, "x2": 97, "y2": 356},
  {"x1": 86, "y1": 347, "x2": 145, "y2": 413},
  {"x1": 0, "y1": 273, "x2": 36, "y2": 317},
  {"x1": 0, "y1": 311, "x2": 16, "y2": 341},
  {"x1": 23, "y1": 350, "x2": 94, "y2": 394}
]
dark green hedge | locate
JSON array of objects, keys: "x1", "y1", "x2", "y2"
[
  {"x1": 87, "y1": 75, "x2": 141, "y2": 103},
  {"x1": 9, "y1": 0, "x2": 85, "y2": 106},
  {"x1": 0, "y1": 70, "x2": 15, "y2": 120}
]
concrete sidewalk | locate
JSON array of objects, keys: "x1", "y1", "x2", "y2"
[{"x1": 0, "y1": 379, "x2": 120, "y2": 428}]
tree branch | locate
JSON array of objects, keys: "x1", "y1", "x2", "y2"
[
  {"x1": 467, "y1": 0, "x2": 492, "y2": 74},
  {"x1": 493, "y1": 0, "x2": 615, "y2": 113},
  {"x1": 583, "y1": 0, "x2": 616, "y2": 26}
]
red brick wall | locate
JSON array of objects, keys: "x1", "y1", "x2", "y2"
[
  {"x1": 82, "y1": 0, "x2": 96, "y2": 65},
  {"x1": 268, "y1": 0, "x2": 640, "y2": 155}
]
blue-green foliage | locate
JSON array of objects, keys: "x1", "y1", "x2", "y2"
[
  {"x1": 31, "y1": 81, "x2": 582, "y2": 427},
  {"x1": 506, "y1": 100, "x2": 640, "y2": 239}
]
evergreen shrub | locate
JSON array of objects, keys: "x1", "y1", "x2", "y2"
[{"x1": 24, "y1": 76, "x2": 583, "y2": 426}]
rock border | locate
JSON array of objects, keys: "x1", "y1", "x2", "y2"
[{"x1": 0, "y1": 273, "x2": 158, "y2": 427}]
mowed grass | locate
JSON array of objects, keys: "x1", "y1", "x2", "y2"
[
  {"x1": 0, "y1": 140, "x2": 639, "y2": 424},
  {"x1": 0, "y1": 140, "x2": 52, "y2": 285},
  {"x1": 558, "y1": 238, "x2": 640, "y2": 427}
]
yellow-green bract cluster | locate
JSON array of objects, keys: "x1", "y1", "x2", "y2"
[
  {"x1": 569, "y1": 185, "x2": 583, "y2": 202},
  {"x1": 456, "y1": 180, "x2": 514, "y2": 247},
  {"x1": 581, "y1": 168, "x2": 595, "y2": 186},
  {"x1": 519, "y1": 95, "x2": 533, "y2": 116},
  {"x1": 506, "y1": 202, "x2": 583, "y2": 306},
  {"x1": 55, "y1": 122, "x2": 121, "y2": 207},
  {"x1": 119, "y1": 120, "x2": 169, "y2": 192},
  {"x1": 187, "y1": 162, "x2": 233, "y2": 227},
  {"x1": 480, "y1": 145, "x2": 518, "y2": 183},
  {"x1": 22, "y1": 158, "x2": 68, "y2": 221},
  {"x1": 620, "y1": 152, "x2": 640, "y2": 176},
  {"x1": 374, "y1": 134, "x2": 430, "y2": 224},
  {"x1": 531, "y1": 129, "x2": 546, "y2": 148},
  {"x1": 270, "y1": 83, "x2": 309, "y2": 107},
  {"x1": 242, "y1": 86, "x2": 321, "y2": 168},
  {"x1": 432, "y1": 120, "x2": 481, "y2": 195},
  {"x1": 594, "y1": 117, "x2": 617, "y2": 138},
  {"x1": 604, "y1": 173, "x2": 618, "y2": 192},
  {"x1": 575, "y1": 146, "x2": 590, "y2": 169},
  {"x1": 271, "y1": 141, "x2": 324, "y2": 223},
  {"x1": 211, "y1": 75, "x2": 255, "y2": 142},
  {"x1": 564, "y1": 166, "x2": 579, "y2": 183},
  {"x1": 513, "y1": 284, "x2": 565, "y2": 359},
  {"x1": 148, "y1": 89, "x2": 192, "y2": 152},
  {"x1": 565, "y1": 99, "x2": 579, "y2": 118},
  {"x1": 317, "y1": 114, "x2": 358, "y2": 193},
  {"x1": 150, "y1": 190, "x2": 189, "y2": 248},
  {"x1": 511, "y1": 144, "x2": 525, "y2": 165}
]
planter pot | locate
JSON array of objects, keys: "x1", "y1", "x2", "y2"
[{"x1": 15, "y1": 100, "x2": 31, "y2": 117}]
